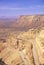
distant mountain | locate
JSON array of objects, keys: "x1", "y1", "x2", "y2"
[
  {"x1": 16, "y1": 15, "x2": 44, "y2": 30},
  {"x1": 0, "y1": 15, "x2": 44, "y2": 31}
]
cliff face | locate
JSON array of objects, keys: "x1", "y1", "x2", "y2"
[
  {"x1": 0, "y1": 27, "x2": 44, "y2": 65},
  {"x1": 16, "y1": 15, "x2": 44, "y2": 31},
  {"x1": 0, "y1": 15, "x2": 44, "y2": 31}
]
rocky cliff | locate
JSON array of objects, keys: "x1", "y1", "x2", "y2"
[{"x1": 0, "y1": 15, "x2": 44, "y2": 31}]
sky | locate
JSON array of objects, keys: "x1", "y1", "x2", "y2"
[{"x1": 0, "y1": 0, "x2": 44, "y2": 17}]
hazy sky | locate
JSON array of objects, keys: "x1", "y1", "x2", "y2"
[{"x1": 0, "y1": 0, "x2": 44, "y2": 17}]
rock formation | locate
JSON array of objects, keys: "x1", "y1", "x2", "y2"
[{"x1": 0, "y1": 15, "x2": 44, "y2": 65}]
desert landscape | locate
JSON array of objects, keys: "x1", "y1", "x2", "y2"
[{"x1": 0, "y1": 15, "x2": 44, "y2": 65}]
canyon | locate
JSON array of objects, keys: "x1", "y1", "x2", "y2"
[{"x1": 0, "y1": 15, "x2": 44, "y2": 65}]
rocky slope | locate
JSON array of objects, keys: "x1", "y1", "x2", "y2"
[{"x1": 0, "y1": 27, "x2": 44, "y2": 65}]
